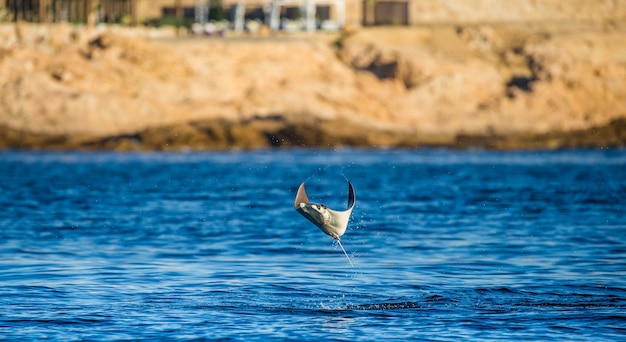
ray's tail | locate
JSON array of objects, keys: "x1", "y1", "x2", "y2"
[{"x1": 336, "y1": 239, "x2": 354, "y2": 267}]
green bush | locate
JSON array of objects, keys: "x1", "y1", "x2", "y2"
[
  {"x1": 144, "y1": 16, "x2": 193, "y2": 30},
  {"x1": 209, "y1": 0, "x2": 226, "y2": 21},
  {"x1": 0, "y1": 6, "x2": 13, "y2": 23}
]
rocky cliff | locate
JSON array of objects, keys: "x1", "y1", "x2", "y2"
[{"x1": 1, "y1": 22, "x2": 625, "y2": 150}]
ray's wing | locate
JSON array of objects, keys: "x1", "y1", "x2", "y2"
[
  {"x1": 323, "y1": 181, "x2": 356, "y2": 238},
  {"x1": 346, "y1": 181, "x2": 355, "y2": 210},
  {"x1": 294, "y1": 182, "x2": 310, "y2": 208}
]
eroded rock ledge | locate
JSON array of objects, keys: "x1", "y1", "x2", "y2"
[{"x1": 2, "y1": 116, "x2": 625, "y2": 151}]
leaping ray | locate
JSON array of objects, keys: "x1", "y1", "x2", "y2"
[{"x1": 294, "y1": 181, "x2": 356, "y2": 266}]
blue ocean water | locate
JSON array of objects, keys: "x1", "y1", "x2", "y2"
[{"x1": 1, "y1": 149, "x2": 625, "y2": 341}]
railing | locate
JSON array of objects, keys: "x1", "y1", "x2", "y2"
[{"x1": 3, "y1": 0, "x2": 135, "y2": 24}]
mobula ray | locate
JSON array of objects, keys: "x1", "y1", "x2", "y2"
[{"x1": 294, "y1": 181, "x2": 356, "y2": 266}]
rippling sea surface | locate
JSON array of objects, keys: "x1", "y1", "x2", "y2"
[{"x1": 1, "y1": 149, "x2": 625, "y2": 341}]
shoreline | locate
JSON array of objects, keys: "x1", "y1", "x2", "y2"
[
  {"x1": 1, "y1": 22, "x2": 625, "y2": 151},
  {"x1": 2, "y1": 117, "x2": 624, "y2": 151}
]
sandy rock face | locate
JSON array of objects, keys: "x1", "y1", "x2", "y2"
[
  {"x1": 0, "y1": 22, "x2": 625, "y2": 150},
  {"x1": 0, "y1": 28, "x2": 195, "y2": 137},
  {"x1": 338, "y1": 25, "x2": 626, "y2": 137}
]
